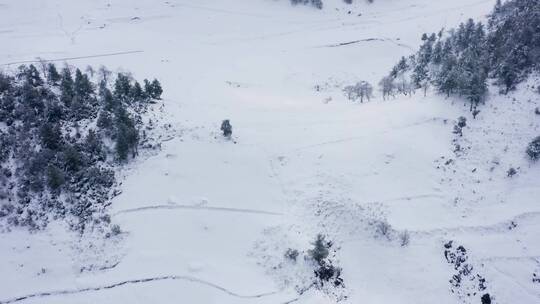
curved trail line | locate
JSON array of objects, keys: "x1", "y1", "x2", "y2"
[
  {"x1": 0, "y1": 50, "x2": 144, "y2": 66},
  {"x1": 0, "y1": 275, "x2": 278, "y2": 304},
  {"x1": 113, "y1": 204, "x2": 283, "y2": 216},
  {"x1": 317, "y1": 37, "x2": 413, "y2": 50},
  {"x1": 410, "y1": 211, "x2": 540, "y2": 236}
]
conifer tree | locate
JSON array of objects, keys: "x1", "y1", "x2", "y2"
[
  {"x1": 47, "y1": 64, "x2": 61, "y2": 85},
  {"x1": 60, "y1": 68, "x2": 74, "y2": 107}
]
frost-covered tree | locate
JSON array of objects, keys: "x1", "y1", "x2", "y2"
[
  {"x1": 379, "y1": 76, "x2": 395, "y2": 100},
  {"x1": 344, "y1": 81, "x2": 373, "y2": 103}
]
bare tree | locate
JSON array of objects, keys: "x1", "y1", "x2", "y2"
[
  {"x1": 344, "y1": 81, "x2": 373, "y2": 103},
  {"x1": 379, "y1": 76, "x2": 395, "y2": 100}
]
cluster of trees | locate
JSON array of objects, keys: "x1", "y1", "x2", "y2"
[
  {"x1": 381, "y1": 0, "x2": 540, "y2": 111},
  {"x1": 289, "y1": 0, "x2": 374, "y2": 9},
  {"x1": 0, "y1": 63, "x2": 162, "y2": 230}
]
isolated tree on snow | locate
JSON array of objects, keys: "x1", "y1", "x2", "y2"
[{"x1": 221, "y1": 120, "x2": 232, "y2": 138}]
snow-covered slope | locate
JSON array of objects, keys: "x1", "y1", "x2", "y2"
[{"x1": 1, "y1": 0, "x2": 539, "y2": 304}]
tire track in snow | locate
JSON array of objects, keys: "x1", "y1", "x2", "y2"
[
  {"x1": 370, "y1": 193, "x2": 445, "y2": 204},
  {"x1": 0, "y1": 275, "x2": 278, "y2": 304},
  {"x1": 316, "y1": 37, "x2": 413, "y2": 50},
  {"x1": 113, "y1": 204, "x2": 283, "y2": 217},
  {"x1": 0, "y1": 50, "x2": 144, "y2": 66}
]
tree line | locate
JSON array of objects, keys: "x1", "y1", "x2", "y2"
[{"x1": 289, "y1": 0, "x2": 374, "y2": 10}]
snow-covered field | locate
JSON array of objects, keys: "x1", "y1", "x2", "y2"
[{"x1": 1, "y1": 0, "x2": 539, "y2": 303}]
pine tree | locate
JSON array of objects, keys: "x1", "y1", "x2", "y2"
[
  {"x1": 47, "y1": 64, "x2": 61, "y2": 85},
  {"x1": 150, "y1": 79, "x2": 163, "y2": 99},
  {"x1": 40, "y1": 122, "x2": 63, "y2": 150},
  {"x1": 130, "y1": 81, "x2": 145, "y2": 102},
  {"x1": 60, "y1": 68, "x2": 74, "y2": 107},
  {"x1": 46, "y1": 165, "x2": 65, "y2": 191},
  {"x1": 221, "y1": 120, "x2": 232, "y2": 138},
  {"x1": 22, "y1": 65, "x2": 43, "y2": 87},
  {"x1": 114, "y1": 73, "x2": 132, "y2": 102},
  {"x1": 74, "y1": 69, "x2": 93, "y2": 100},
  {"x1": 308, "y1": 234, "x2": 330, "y2": 266}
]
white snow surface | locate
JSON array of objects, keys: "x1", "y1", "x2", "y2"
[{"x1": 1, "y1": 0, "x2": 539, "y2": 303}]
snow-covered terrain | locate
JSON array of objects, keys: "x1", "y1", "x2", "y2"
[{"x1": 1, "y1": 0, "x2": 539, "y2": 303}]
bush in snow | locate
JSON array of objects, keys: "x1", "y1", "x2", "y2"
[
  {"x1": 399, "y1": 230, "x2": 410, "y2": 247},
  {"x1": 535, "y1": 107, "x2": 540, "y2": 115},
  {"x1": 526, "y1": 136, "x2": 540, "y2": 161},
  {"x1": 284, "y1": 248, "x2": 299, "y2": 262},
  {"x1": 375, "y1": 220, "x2": 392, "y2": 239},
  {"x1": 507, "y1": 167, "x2": 517, "y2": 177},
  {"x1": 111, "y1": 224, "x2": 122, "y2": 236}
]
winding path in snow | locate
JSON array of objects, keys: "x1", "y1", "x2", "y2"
[{"x1": 0, "y1": 275, "x2": 278, "y2": 304}]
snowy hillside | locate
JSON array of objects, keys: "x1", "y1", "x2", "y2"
[{"x1": 1, "y1": 0, "x2": 539, "y2": 304}]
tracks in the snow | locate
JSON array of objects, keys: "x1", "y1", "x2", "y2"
[
  {"x1": 113, "y1": 204, "x2": 283, "y2": 217},
  {"x1": 318, "y1": 37, "x2": 413, "y2": 50},
  {"x1": 0, "y1": 275, "x2": 278, "y2": 304},
  {"x1": 411, "y1": 211, "x2": 540, "y2": 236}
]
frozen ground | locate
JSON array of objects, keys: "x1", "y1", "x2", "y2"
[{"x1": 1, "y1": 0, "x2": 539, "y2": 303}]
